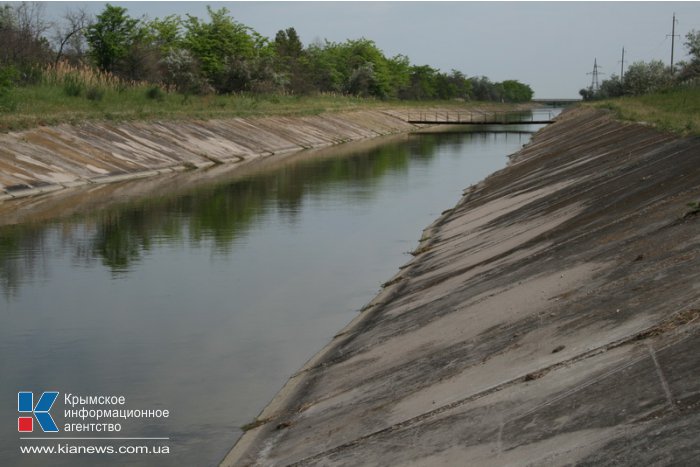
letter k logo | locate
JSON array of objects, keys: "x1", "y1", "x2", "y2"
[{"x1": 18, "y1": 392, "x2": 59, "y2": 432}]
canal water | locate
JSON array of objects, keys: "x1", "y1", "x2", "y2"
[{"x1": 0, "y1": 116, "x2": 553, "y2": 466}]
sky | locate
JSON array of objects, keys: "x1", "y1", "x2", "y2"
[{"x1": 38, "y1": 1, "x2": 700, "y2": 98}]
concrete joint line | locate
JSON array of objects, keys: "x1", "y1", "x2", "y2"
[
  {"x1": 646, "y1": 342, "x2": 678, "y2": 412},
  {"x1": 287, "y1": 322, "x2": 698, "y2": 465},
  {"x1": 496, "y1": 420, "x2": 504, "y2": 457}
]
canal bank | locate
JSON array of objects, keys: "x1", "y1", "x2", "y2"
[
  {"x1": 0, "y1": 106, "x2": 532, "y2": 204},
  {"x1": 224, "y1": 106, "x2": 700, "y2": 465},
  {"x1": 2, "y1": 126, "x2": 536, "y2": 466}
]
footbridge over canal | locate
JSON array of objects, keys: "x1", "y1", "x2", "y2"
[
  {"x1": 532, "y1": 98, "x2": 582, "y2": 106},
  {"x1": 407, "y1": 110, "x2": 557, "y2": 125}
]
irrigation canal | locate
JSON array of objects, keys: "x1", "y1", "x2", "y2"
[{"x1": 0, "y1": 111, "x2": 557, "y2": 466}]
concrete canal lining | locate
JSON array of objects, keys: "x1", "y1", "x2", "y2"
[
  {"x1": 0, "y1": 106, "x2": 533, "y2": 204},
  {"x1": 0, "y1": 109, "x2": 415, "y2": 201},
  {"x1": 223, "y1": 107, "x2": 700, "y2": 466}
]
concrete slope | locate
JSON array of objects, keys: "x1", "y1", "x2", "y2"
[
  {"x1": 0, "y1": 110, "x2": 418, "y2": 201},
  {"x1": 224, "y1": 107, "x2": 700, "y2": 466},
  {"x1": 0, "y1": 133, "x2": 409, "y2": 227}
]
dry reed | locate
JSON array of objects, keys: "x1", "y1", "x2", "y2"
[{"x1": 42, "y1": 61, "x2": 153, "y2": 91}]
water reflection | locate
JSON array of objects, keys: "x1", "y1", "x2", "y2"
[
  {"x1": 0, "y1": 129, "x2": 536, "y2": 466},
  {"x1": 1, "y1": 135, "x2": 458, "y2": 291}
]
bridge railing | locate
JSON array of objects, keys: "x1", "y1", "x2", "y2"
[
  {"x1": 531, "y1": 98, "x2": 581, "y2": 106},
  {"x1": 406, "y1": 110, "x2": 554, "y2": 124}
]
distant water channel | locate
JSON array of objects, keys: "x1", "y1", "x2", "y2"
[{"x1": 0, "y1": 112, "x2": 556, "y2": 466}]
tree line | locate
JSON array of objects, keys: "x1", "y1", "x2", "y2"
[
  {"x1": 580, "y1": 31, "x2": 700, "y2": 100},
  {"x1": 0, "y1": 3, "x2": 533, "y2": 102}
]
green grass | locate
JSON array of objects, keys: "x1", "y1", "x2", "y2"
[
  {"x1": 590, "y1": 85, "x2": 700, "y2": 136},
  {"x1": 0, "y1": 83, "x2": 530, "y2": 132}
]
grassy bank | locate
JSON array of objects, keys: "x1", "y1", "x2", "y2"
[
  {"x1": 0, "y1": 83, "x2": 524, "y2": 133},
  {"x1": 590, "y1": 86, "x2": 700, "y2": 136}
]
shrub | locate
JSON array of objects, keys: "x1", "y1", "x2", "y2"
[
  {"x1": 0, "y1": 88, "x2": 17, "y2": 112},
  {"x1": 623, "y1": 60, "x2": 672, "y2": 96},
  {"x1": 0, "y1": 66, "x2": 19, "y2": 112},
  {"x1": 161, "y1": 48, "x2": 208, "y2": 94},
  {"x1": 145, "y1": 85, "x2": 164, "y2": 101},
  {"x1": 86, "y1": 86, "x2": 105, "y2": 101},
  {"x1": 0, "y1": 96, "x2": 17, "y2": 112},
  {"x1": 63, "y1": 73, "x2": 83, "y2": 96},
  {"x1": 0, "y1": 65, "x2": 19, "y2": 88}
]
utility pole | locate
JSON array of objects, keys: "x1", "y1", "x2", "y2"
[
  {"x1": 619, "y1": 47, "x2": 625, "y2": 84},
  {"x1": 667, "y1": 12, "x2": 679, "y2": 72},
  {"x1": 587, "y1": 58, "x2": 604, "y2": 92}
]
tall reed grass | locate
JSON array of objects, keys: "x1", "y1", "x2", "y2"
[{"x1": 42, "y1": 61, "x2": 156, "y2": 95}]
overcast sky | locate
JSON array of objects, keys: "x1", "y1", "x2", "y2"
[{"x1": 39, "y1": 1, "x2": 700, "y2": 98}]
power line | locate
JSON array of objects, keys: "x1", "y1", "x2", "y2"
[
  {"x1": 619, "y1": 47, "x2": 625, "y2": 83},
  {"x1": 587, "y1": 58, "x2": 604, "y2": 91},
  {"x1": 667, "y1": 12, "x2": 679, "y2": 71}
]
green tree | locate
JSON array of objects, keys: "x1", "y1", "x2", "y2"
[
  {"x1": 385, "y1": 54, "x2": 410, "y2": 98},
  {"x1": 579, "y1": 87, "x2": 594, "y2": 101},
  {"x1": 596, "y1": 75, "x2": 624, "y2": 99},
  {"x1": 273, "y1": 27, "x2": 311, "y2": 93},
  {"x1": 147, "y1": 15, "x2": 183, "y2": 54},
  {"x1": 432, "y1": 70, "x2": 473, "y2": 100},
  {"x1": 470, "y1": 76, "x2": 502, "y2": 101},
  {"x1": 274, "y1": 27, "x2": 303, "y2": 58},
  {"x1": 678, "y1": 30, "x2": 700, "y2": 82},
  {"x1": 623, "y1": 60, "x2": 671, "y2": 95},
  {"x1": 433, "y1": 72, "x2": 454, "y2": 100},
  {"x1": 402, "y1": 65, "x2": 438, "y2": 99},
  {"x1": 348, "y1": 39, "x2": 391, "y2": 97},
  {"x1": 501, "y1": 80, "x2": 533, "y2": 102},
  {"x1": 86, "y1": 4, "x2": 140, "y2": 73},
  {"x1": 306, "y1": 40, "x2": 343, "y2": 92},
  {"x1": 182, "y1": 6, "x2": 259, "y2": 92},
  {"x1": 305, "y1": 38, "x2": 395, "y2": 98},
  {"x1": 685, "y1": 30, "x2": 700, "y2": 61}
]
